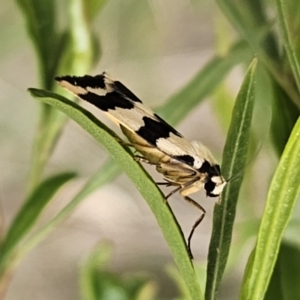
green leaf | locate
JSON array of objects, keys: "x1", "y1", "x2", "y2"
[
  {"x1": 166, "y1": 265, "x2": 194, "y2": 300},
  {"x1": 135, "y1": 281, "x2": 157, "y2": 300},
  {"x1": 264, "y1": 254, "x2": 284, "y2": 300},
  {"x1": 27, "y1": 106, "x2": 69, "y2": 194},
  {"x1": 157, "y1": 40, "x2": 250, "y2": 124},
  {"x1": 205, "y1": 58, "x2": 257, "y2": 299},
  {"x1": 58, "y1": 0, "x2": 97, "y2": 75},
  {"x1": 0, "y1": 172, "x2": 75, "y2": 262},
  {"x1": 23, "y1": 161, "x2": 120, "y2": 254},
  {"x1": 24, "y1": 0, "x2": 101, "y2": 193},
  {"x1": 240, "y1": 116, "x2": 300, "y2": 299},
  {"x1": 216, "y1": 0, "x2": 300, "y2": 108},
  {"x1": 28, "y1": 88, "x2": 203, "y2": 300},
  {"x1": 80, "y1": 243, "x2": 157, "y2": 300},
  {"x1": 85, "y1": 0, "x2": 109, "y2": 21},
  {"x1": 276, "y1": 242, "x2": 300, "y2": 300},
  {"x1": 215, "y1": 0, "x2": 277, "y2": 64},
  {"x1": 276, "y1": 0, "x2": 300, "y2": 92},
  {"x1": 270, "y1": 82, "x2": 299, "y2": 156},
  {"x1": 15, "y1": 0, "x2": 58, "y2": 88},
  {"x1": 80, "y1": 243, "x2": 112, "y2": 300}
]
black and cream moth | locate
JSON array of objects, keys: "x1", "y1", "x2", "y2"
[{"x1": 55, "y1": 72, "x2": 227, "y2": 257}]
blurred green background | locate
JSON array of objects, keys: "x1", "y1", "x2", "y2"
[{"x1": 1, "y1": 0, "x2": 300, "y2": 300}]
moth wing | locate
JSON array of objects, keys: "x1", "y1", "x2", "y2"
[{"x1": 56, "y1": 72, "x2": 208, "y2": 168}]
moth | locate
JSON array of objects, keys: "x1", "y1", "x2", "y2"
[{"x1": 55, "y1": 72, "x2": 227, "y2": 258}]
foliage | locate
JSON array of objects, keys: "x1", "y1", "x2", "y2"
[{"x1": 1, "y1": 0, "x2": 300, "y2": 299}]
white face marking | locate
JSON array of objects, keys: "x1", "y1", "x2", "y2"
[
  {"x1": 211, "y1": 176, "x2": 224, "y2": 184},
  {"x1": 211, "y1": 176, "x2": 227, "y2": 195}
]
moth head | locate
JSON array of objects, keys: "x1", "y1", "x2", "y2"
[
  {"x1": 204, "y1": 175, "x2": 227, "y2": 197},
  {"x1": 199, "y1": 162, "x2": 226, "y2": 197}
]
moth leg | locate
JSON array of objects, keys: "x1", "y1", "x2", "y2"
[
  {"x1": 134, "y1": 155, "x2": 159, "y2": 166},
  {"x1": 164, "y1": 185, "x2": 182, "y2": 203},
  {"x1": 115, "y1": 137, "x2": 135, "y2": 148},
  {"x1": 134, "y1": 155, "x2": 149, "y2": 163},
  {"x1": 156, "y1": 180, "x2": 173, "y2": 187},
  {"x1": 162, "y1": 184, "x2": 199, "y2": 259},
  {"x1": 183, "y1": 196, "x2": 206, "y2": 259}
]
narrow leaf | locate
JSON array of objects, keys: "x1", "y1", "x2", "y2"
[
  {"x1": 205, "y1": 58, "x2": 257, "y2": 299},
  {"x1": 0, "y1": 172, "x2": 75, "y2": 260},
  {"x1": 270, "y1": 82, "x2": 299, "y2": 156},
  {"x1": 158, "y1": 40, "x2": 250, "y2": 124},
  {"x1": 24, "y1": 0, "x2": 99, "y2": 193},
  {"x1": 240, "y1": 116, "x2": 300, "y2": 299},
  {"x1": 277, "y1": 242, "x2": 300, "y2": 300},
  {"x1": 216, "y1": 0, "x2": 300, "y2": 108},
  {"x1": 80, "y1": 243, "x2": 156, "y2": 300},
  {"x1": 85, "y1": 0, "x2": 109, "y2": 21},
  {"x1": 276, "y1": 0, "x2": 300, "y2": 92},
  {"x1": 264, "y1": 253, "x2": 284, "y2": 300},
  {"x1": 23, "y1": 161, "x2": 120, "y2": 253},
  {"x1": 80, "y1": 243, "x2": 112, "y2": 300},
  {"x1": 28, "y1": 88, "x2": 203, "y2": 300},
  {"x1": 15, "y1": 0, "x2": 59, "y2": 89}
]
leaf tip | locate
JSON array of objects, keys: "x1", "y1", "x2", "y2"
[{"x1": 27, "y1": 88, "x2": 43, "y2": 98}]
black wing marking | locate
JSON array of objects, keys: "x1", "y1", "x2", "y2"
[{"x1": 56, "y1": 72, "x2": 214, "y2": 169}]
